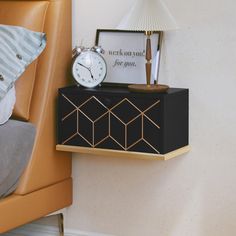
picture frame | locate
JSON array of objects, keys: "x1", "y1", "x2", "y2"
[{"x1": 95, "y1": 29, "x2": 160, "y2": 85}]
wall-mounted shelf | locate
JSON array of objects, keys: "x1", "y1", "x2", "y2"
[
  {"x1": 56, "y1": 145, "x2": 190, "y2": 161},
  {"x1": 57, "y1": 85, "x2": 189, "y2": 161}
]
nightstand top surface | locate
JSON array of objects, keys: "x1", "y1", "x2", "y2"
[{"x1": 59, "y1": 85, "x2": 188, "y2": 97}]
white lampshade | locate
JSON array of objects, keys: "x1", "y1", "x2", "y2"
[{"x1": 117, "y1": 0, "x2": 178, "y2": 31}]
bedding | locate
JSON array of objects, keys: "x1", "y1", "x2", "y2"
[
  {"x1": 0, "y1": 24, "x2": 47, "y2": 124},
  {"x1": 0, "y1": 24, "x2": 46, "y2": 100},
  {"x1": 0, "y1": 86, "x2": 15, "y2": 125},
  {"x1": 0, "y1": 120, "x2": 35, "y2": 198},
  {"x1": 0, "y1": 0, "x2": 49, "y2": 121}
]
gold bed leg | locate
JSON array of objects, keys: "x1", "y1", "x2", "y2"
[{"x1": 58, "y1": 213, "x2": 64, "y2": 236}]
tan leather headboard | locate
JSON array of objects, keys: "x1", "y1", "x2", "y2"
[
  {"x1": 0, "y1": 0, "x2": 72, "y2": 195},
  {"x1": 0, "y1": 1, "x2": 49, "y2": 120}
]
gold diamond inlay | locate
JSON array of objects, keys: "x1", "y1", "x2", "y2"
[{"x1": 61, "y1": 94, "x2": 161, "y2": 153}]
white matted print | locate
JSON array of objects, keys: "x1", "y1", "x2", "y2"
[{"x1": 95, "y1": 30, "x2": 160, "y2": 85}]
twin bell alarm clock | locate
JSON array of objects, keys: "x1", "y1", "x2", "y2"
[{"x1": 72, "y1": 46, "x2": 107, "y2": 88}]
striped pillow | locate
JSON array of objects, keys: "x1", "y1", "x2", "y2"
[
  {"x1": 0, "y1": 86, "x2": 15, "y2": 125},
  {"x1": 0, "y1": 24, "x2": 46, "y2": 100}
]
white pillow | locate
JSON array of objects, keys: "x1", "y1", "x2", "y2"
[{"x1": 0, "y1": 86, "x2": 16, "y2": 125}]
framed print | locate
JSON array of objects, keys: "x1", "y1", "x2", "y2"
[{"x1": 95, "y1": 29, "x2": 160, "y2": 85}]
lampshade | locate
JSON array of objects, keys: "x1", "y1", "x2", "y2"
[{"x1": 117, "y1": 0, "x2": 178, "y2": 31}]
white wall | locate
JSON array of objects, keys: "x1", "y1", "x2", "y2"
[{"x1": 64, "y1": 0, "x2": 236, "y2": 235}]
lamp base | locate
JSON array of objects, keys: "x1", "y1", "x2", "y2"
[{"x1": 128, "y1": 84, "x2": 169, "y2": 93}]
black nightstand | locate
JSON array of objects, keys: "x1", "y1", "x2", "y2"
[{"x1": 56, "y1": 85, "x2": 189, "y2": 160}]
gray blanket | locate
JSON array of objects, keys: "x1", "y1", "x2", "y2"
[{"x1": 0, "y1": 120, "x2": 35, "y2": 198}]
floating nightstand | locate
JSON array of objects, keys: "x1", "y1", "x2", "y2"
[{"x1": 56, "y1": 85, "x2": 189, "y2": 160}]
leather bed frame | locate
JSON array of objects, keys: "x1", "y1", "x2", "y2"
[{"x1": 0, "y1": 0, "x2": 72, "y2": 233}]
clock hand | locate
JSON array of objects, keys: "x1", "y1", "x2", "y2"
[
  {"x1": 78, "y1": 63, "x2": 94, "y2": 79},
  {"x1": 78, "y1": 62, "x2": 90, "y2": 70}
]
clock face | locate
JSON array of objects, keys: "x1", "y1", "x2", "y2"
[{"x1": 72, "y1": 51, "x2": 107, "y2": 88}]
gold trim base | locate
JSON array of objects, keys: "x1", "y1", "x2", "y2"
[
  {"x1": 128, "y1": 84, "x2": 169, "y2": 93},
  {"x1": 56, "y1": 145, "x2": 190, "y2": 161}
]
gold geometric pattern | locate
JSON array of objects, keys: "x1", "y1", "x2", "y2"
[{"x1": 61, "y1": 94, "x2": 161, "y2": 154}]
